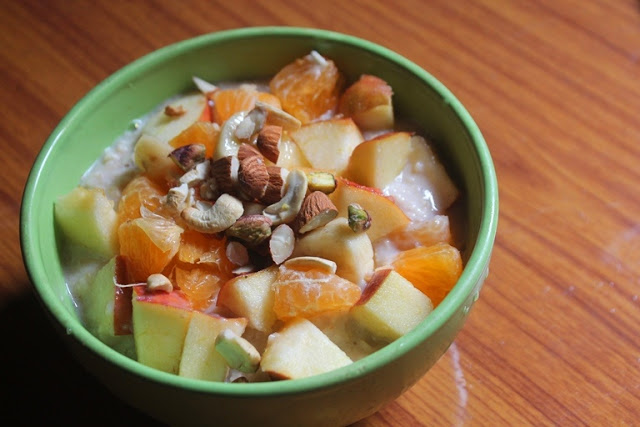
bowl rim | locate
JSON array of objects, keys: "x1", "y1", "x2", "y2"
[{"x1": 21, "y1": 26, "x2": 498, "y2": 397}]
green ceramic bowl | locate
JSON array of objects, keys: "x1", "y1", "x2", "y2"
[{"x1": 21, "y1": 27, "x2": 498, "y2": 426}]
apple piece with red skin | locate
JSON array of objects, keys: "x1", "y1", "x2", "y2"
[
  {"x1": 260, "y1": 318, "x2": 352, "y2": 380},
  {"x1": 81, "y1": 255, "x2": 135, "y2": 358},
  {"x1": 345, "y1": 131, "x2": 413, "y2": 190},
  {"x1": 350, "y1": 268, "x2": 433, "y2": 343},
  {"x1": 131, "y1": 286, "x2": 194, "y2": 374},
  {"x1": 216, "y1": 265, "x2": 279, "y2": 333},
  {"x1": 329, "y1": 177, "x2": 410, "y2": 242},
  {"x1": 288, "y1": 117, "x2": 364, "y2": 175},
  {"x1": 338, "y1": 75, "x2": 394, "y2": 131},
  {"x1": 179, "y1": 312, "x2": 248, "y2": 381}
]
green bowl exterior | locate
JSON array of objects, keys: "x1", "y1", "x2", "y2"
[{"x1": 21, "y1": 27, "x2": 498, "y2": 426}]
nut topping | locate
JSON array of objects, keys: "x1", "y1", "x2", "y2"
[
  {"x1": 211, "y1": 155, "x2": 239, "y2": 194},
  {"x1": 169, "y1": 144, "x2": 206, "y2": 171},
  {"x1": 347, "y1": 203, "x2": 371, "y2": 232},
  {"x1": 164, "y1": 104, "x2": 186, "y2": 117},
  {"x1": 255, "y1": 100, "x2": 301, "y2": 131},
  {"x1": 181, "y1": 193, "x2": 244, "y2": 233},
  {"x1": 263, "y1": 169, "x2": 308, "y2": 226},
  {"x1": 293, "y1": 191, "x2": 338, "y2": 234},
  {"x1": 260, "y1": 166, "x2": 287, "y2": 205},
  {"x1": 269, "y1": 224, "x2": 295, "y2": 265},
  {"x1": 238, "y1": 155, "x2": 269, "y2": 201},
  {"x1": 257, "y1": 125, "x2": 282, "y2": 163},
  {"x1": 225, "y1": 214, "x2": 273, "y2": 246},
  {"x1": 237, "y1": 143, "x2": 262, "y2": 162},
  {"x1": 306, "y1": 171, "x2": 337, "y2": 194},
  {"x1": 146, "y1": 273, "x2": 173, "y2": 292}
]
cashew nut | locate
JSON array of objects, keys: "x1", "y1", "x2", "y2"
[
  {"x1": 179, "y1": 159, "x2": 210, "y2": 186},
  {"x1": 215, "y1": 328, "x2": 261, "y2": 373},
  {"x1": 214, "y1": 111, "x2": 247, "y2": 160},
  {"x1": 263, "y1": 169, "x2": 308, "y2": 226},
  {"x1": 181, "y1": 193, "x2": 244, "y2": 233},
  {"x1": 165, "y1": 183, "x2": 192, "y2": 213},
  {"x1": 147, "y1": 273, "x2": 173, "y2": 292}
]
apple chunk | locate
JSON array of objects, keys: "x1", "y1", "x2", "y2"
[
  {"x1": 132, "y1": 287, "x2": 193, "y2": 374},
  {"x1": 330, "y1": 178, "x2": 410, "y2": 243},
  {"x1": 141, "y1": 92, "x2": 208, "y2": 143},
  {"x1": 339, "y1": 75, "x2": 394, "y2": 131},
  {"x1": 54, "y1": 186, "x2": 118, "y2": 258},
  {"x1": 178, "y1": 312, "x2": 247, "y2": 382},
  {"x1": 351, "y1": 268, "x2": 433, "y2": 342},
  {"x1": 345, "y1": 131, "x2": 413, "y2": 189},
  {"x1": 260, "y1": 318, "x2": 352, "y2": 380},
  {"x1": 80, "y1": 256, "x2": 135, "y2": 358},
  {"x1": 288, "y1": 117, "x2": 363, "y2": 175},
  {"x1": 216, "y1": 266, "x2": 279, "y2": 333},
  {"x1": 293, "y1": 218, "x2": 374, "y2": 286}
]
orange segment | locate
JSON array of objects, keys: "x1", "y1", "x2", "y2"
[
  {"x1": 256, "y1": 92, "x2": 282, "y2": 109},
  {"x1": 269, "y1": 51, "x2": 344, "y2": 124},
  {"x1": 116, "y1": 175, "x2": 165, "y2": 227},
  {"x1": 177, "y1": 230, "x2": 234, "y2": 278},
  {"x1": 273, "y1": 265, "x2": 361, "y2": 321},
  {"x1": 118, "y1": 217, "x2": 183, "y2": 283},
  {"x1": 391, "y1": 242, "x2": 463, "y2": 307},
  {"x1": 386, "y1": 215, "x2": 453, "y2": 251},
  {"x1": 168, "y1": 121, "x2": 219, "y2": 158},
  {"x1": 175, "y1": 265, "x2": 224, "y2": 310}
]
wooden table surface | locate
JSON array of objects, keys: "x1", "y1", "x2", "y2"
[{"x1": 2, "y1": 1, "x2": 639, "y2": 425}]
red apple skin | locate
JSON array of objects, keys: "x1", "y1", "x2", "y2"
[
  {"x1": 356, "y1": 268, "x2": 392, "y2": 306},
  {"x1": 133, "y1": 286, "x2": 193, "y2": 310},
  {"x1": 113, "y1": 256, "x2": 133, "y2": 335}
]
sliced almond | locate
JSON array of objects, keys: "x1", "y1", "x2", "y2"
[
  {"x1": 293, "y1": 191, "x2": 338, "y2": 234},
  {"x1": 283, "y1": 256, "x2": 337, "y2": 274},
  {"x1": 226, "y1": 241, "x2": 250, "y2": 266},
  {"x1": 269, "y1": 224, "x2": 295, "y2": 265},
  {"x1": 238, "y1": 155, "x2": 269, "y2": 201},
  {"x1": 257, "y1": 125, "x2": 282, "y2": 163}
]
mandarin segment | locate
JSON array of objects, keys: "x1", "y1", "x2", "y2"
[
  {"x1": 178, "y1": 230, "x2": 234, "y2": 278},
  {"x1": 269, "y1": 51, "x2": 344, "y2": 124},
  {"x1": 391, "y1": 242, "x2": 462, "y2": 307},
  {"x1": 118, "y1": 217, "x2": 183, "y2": 283},
  {"x1": 168, "y1": 121, "x2": 220, "y2": 158},
  {"x1": 175, "y1": 265, "x2": 224, "y2": 310},
  {"x1": 273, "y1": 265, "x2": 362, "y2": 321},
  {"x1": 116, "y1": 175, "x2": 165, "y2": 226}
]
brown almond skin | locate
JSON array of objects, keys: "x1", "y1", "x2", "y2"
[
  {"x1": 293, "y1": 191, "x2": 338, "y2": 234},
  {"x1": 238, "y1": 155, "x2": 269, "y2": 200},
  {"x1": 237, "y1": 143, "x2": 262, "y2": 162},
  {"x1": 211, "y1": 156, "x2": 238, "y2": 193},
  {"x1": 356, "y1": 268, "x2": 393, "y2": 305},
  {"x1": 260, "y1": 166, "x2": 285, "y2": 205},
  {"x1": 257, "y1": 125, "x2": 282, "y2": 163}
]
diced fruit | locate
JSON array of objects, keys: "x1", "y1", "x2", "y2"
[
  {"x1": 177, "y1": 230, "x2": 234, "y2": 277},
  {"x1": 345, "y1": 132, "x2": 413, "y2": 189},
  {"x1": 407, "y1": 136, "x2": 459, "y2": 212},
  {"x1": 391, "y1": 242, "x2": 463, "y2": 306},
  {"x1": 293, "y1": 218, "x2": 374, "y2": 286},
  {"x1": 260, "y1": 318, "x2": 352, "y2": 380},
  {"x1": 269, "y1": 51, "x2": 344, "y2": 124},
  {"x1": 174, "y1": 265, "x2": 224, "y2": 311},
  {"x1": 386, "y1": 215, "x2": 452, "y2": 251},
  {"x1": 118, "y1": 216, "x2": 183, "y2": 283},
  {"x1": 133, "y1": 134, "x2": 183, "y2": 187},
  {"x1": 116, "y1": 175, "x2": 165, "y2": 226},
  {"x1": 169, "y1": 121, "x2": 220, "y2": 159},
  {"x1": 338, "y1": 74, "x2": 394, "y2": 131},
  {"x1": 142, "y1": 92, "x2": 208, "y2": 143},
  {"x1": 80, "y1": 256, "x2": 135, "y2": 358},
  {"x1": 330, "y1": 178, "x2": 410, "y2": 242},
  {"x1": 131, "y1": 286, "x2": 193, "y2": 373},
  {"x1": 351, "y1": 268, "x2": 433, "y2": 342},
  {"x1": 178, "y1": 312, "x2": 247, "y2": 381},
  {"x1": 54, "y1": 186, "x2": 118, "y2": 258},
  {"x1": 216, "y1": 266, "x2": 279, "y2": 333},
  {"x1": 210, "y1": 86, "x2": 258, "y2": 125},
  {"x1": 275, "y1": 137, "x2": 311, "y2": 169},
  {"x1": 272, "y1": 264, "x2": 361, "y2": 321},
  {"x1": 289, "y1": 117, "x2": 363, "y2": 175}
]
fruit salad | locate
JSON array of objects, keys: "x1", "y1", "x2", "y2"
[{"x1": 55, "y1": 51, "x2": 463, "y2": 382}]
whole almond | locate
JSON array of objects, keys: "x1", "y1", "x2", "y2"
[
  {"x1": 293, "y1": 191, "x2": 338, "y2": 234},
  {"x1": 256, "y1": 125, "x2": 282, "y2": 163},
  {"x1": 211, "y1": 155, "x2": 239, "y2": 194},
  {"x1": 260, "y1": 166, "x2": 286, "y2": 205},
  {"x1": 238, "y1": 155, "x2": 269, "y2": 201},
  {"x1": 238, "y1": 143, "x2": 262, "y2": 162}
]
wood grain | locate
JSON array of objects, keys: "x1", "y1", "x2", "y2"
[{"x1": 2, "y1": 0, "x2": 639, "y2": 425}]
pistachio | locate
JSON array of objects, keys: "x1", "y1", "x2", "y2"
[
  {"x1": 348, "y1": 203, "x2": 371, "y2": 232},
  {"x1": 215, "y1": 329, "x2": 261, "y2": 373},
  {"x1": 169, "y1": 144, "x2": 206, "y2": 171},
  {"x1": 225, "y1": 215, "x2": 273, "y2": 246},
  {"x1": 181, "y1": 193, "x2": 244, "y2": 233},
  {"x1": 263, "y1": 169, "x2": 308, "y2": 226}
]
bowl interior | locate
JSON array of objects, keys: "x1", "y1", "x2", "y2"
[{"x1": 21, "y1": 27, "x2": 497, "y2": 398}]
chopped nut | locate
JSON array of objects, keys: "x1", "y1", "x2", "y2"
[
  {"x1": 254, "y1": 100, "x2": 301, "y2": 131},
  {"x1": 232, "y1": 264, "x2": 256, "y2": 275},
  {"x1": 226, "y1": 241, "x2": 250, "y2": 266},
  {"x1": 215, "y1": 329, "x2": 261, "y2": 373},
  {"x1": 306, "y1": 171, "x2": 337, "y2": 194},
  {"x1": 237, "y1": 143, "x2": 262, "y2": 162},
  {"x1": 269, "y1": 224, "x2": 295, "y2": 265},
  {"x1": 164, "y1": 104, "x2": 185, "y2": 117},
  {"x1": 238, "y1": 155, "x2": 269, "y2": 201},
  {"x1": 260, "y1": 166, "x2": 287, "y2": 205},
  {"x1": 283, "y1": 256, "x2": 337, "y2": 274},
  {"x1": 215, "y1": 111, "x2": 247, "y2": 160},
  {"x1": 192, "y1": 76, "x2": 218, "y2": 94},
  {"x1": 146, "y1": 273, "x2": 173, "y2": 292},
  {"x1": 235, "y1": 108, "x2": 267, "y2": 141},
  {"x1": 181, "y1": 193, "x2": 244, "y2": 233},
  {"x1": 226, "y1": 215, "x2": 273, "y2": 246},
  {"x1": 211, "y1": 155, "x2": 239, "y2": 194},
  {"x1": 165, "y1": 183, "x2": 191, "y2": 213},
  {"x1": 169, "y1": 144, "x2": 206, "y2": 171},
  {"x1": 199, "y1": 178, "x2": 219, "y2": 201},
  {"x1": 348, "y1": 203, "x2": 371, "y2": 232},
  {"x1": 293, "y1": 191, "x2": 338, "y2": 234},
  {"x1": 263, "y1": 169, "x2": 308, "y2": 226},
  {"x1": 179, "y1": 159, "x2": 210, "y2": 186},
  {"x1": 256, "y1": 125, "x2": 282, "y2": 163}
]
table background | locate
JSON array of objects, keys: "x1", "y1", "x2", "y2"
[{"x1": 2, "y1": 1, "x2": 639, "y2": 425}]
